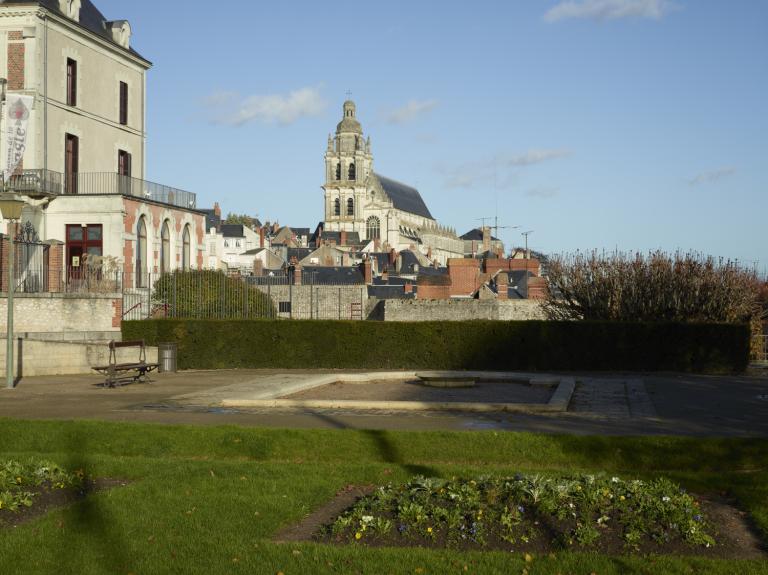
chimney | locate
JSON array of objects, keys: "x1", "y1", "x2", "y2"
[
  {"x1": 496, "y1": 272, "x2": 509, "y2": 300},
  {"x1": 373, "y1": 238, "x2": 380, "y2": 251},
  {"x1": 361, "y1": 258, "x2": 372, "y2": 284},
  {"x1": 389, "y1": 248, "x2": 397, "y2": 266},
  {"x1": 340, "y1": 230, "x2": 347, "y2": 246},
  {"x1": 292, "y1": 261, "x2": 302, "y2": 285},
  {"x1": 482, "y1": 226, "x2": 491, "y2": 254},
  {"x1": 259, "y1": 227, "x2": 265, "y2": 248},
  {"x1": 395, "y1": 254, "x2": 402, "y2": 274},
  {"x1": 427, "y1": 247, "x2": 433, "y2": 260},
  {"x1": 213, "y1": 202, "x2": 221, "y2": 218}
]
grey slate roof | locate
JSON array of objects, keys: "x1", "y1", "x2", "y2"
[
  {"x1": 1, "y1": 0, "x2": 149, "y2": 61},
  {"x1": 461, "y1": 228, "x2": 500, "y2": 241},
  {"x1": 221, "y1": 224, "x2": 245, "y2": 238},
  {"x1": 375, "y1": 174, "x2": 433, "y2": 219},
  {"x1": 302, "y1": 266, "x2": 364, "y2": 285}
]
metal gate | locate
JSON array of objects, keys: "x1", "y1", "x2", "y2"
[{"x1": 14, "y1": 222, "x2": 49, "y2": 294}]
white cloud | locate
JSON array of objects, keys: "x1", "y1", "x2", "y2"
[
  {"x1": 526, "y1": 187, "x2": 560, "y2": 199},
  {"x1": 544, "y1": 0, "x2": 675, "y2": 22},
  {"x1": 503, "y1": 149, "x2": 570, "y2": 167},
  {"x1": 386, "y1": 99, "x2": 439, "y2": 125},
  {"x1": 208, "y1": 86, "x2": 327, "y2": 126},
  {"x1": 438, "y1": 149, "x2": 570, "y2": 190},
  {"x1": 688, "y1": 167, "x2": 736, "y2": 186}
]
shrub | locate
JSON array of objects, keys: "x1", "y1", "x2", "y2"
[
  {"x1": 122, "y1": 319, "x2": 750, "y2": 373},
  {"x1": 544, "y1": 251, "x2": 760, "y2": 324},
  {"x1": 151, "y1": 270, "x2": 276, "y2": 319}
]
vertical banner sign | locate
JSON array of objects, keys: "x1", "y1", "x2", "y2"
[{"x1": 3, "y1": 94, "x2": 34, "y2": 184}]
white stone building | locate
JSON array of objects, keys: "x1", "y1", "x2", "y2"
[
  {"x1": 322, "y1": 100, "x2": 463, "y2": 265},
  {"x1": 0, "y1": 0, "x2": 205, "y2": 287}
]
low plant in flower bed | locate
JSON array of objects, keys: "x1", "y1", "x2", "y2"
[
  {"x1": 325, "y1": 474, "x2": 716, "y2": 553},
  {"x1": 0, "y1": 459, "x2": 84, "y2": 514}
]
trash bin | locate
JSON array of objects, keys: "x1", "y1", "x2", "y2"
[{"x1": 158, "y1": 342, "x2": 177, "y2": 373}]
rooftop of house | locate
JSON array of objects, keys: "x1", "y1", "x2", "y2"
[
  {"x1": 221, "y1": 224, "x2": 246, "y2": 238},
  {"x1": 1, "y1": 0, "x2": 149, "y2": 62},
  {"x1": 302, "y1": 266, "x2": 364, "y2": 285},
  {"x1": 460, "y1": 228, "x2": 501, "y2": 242}
]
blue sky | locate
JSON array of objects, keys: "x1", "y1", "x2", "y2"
[{"x1": 99, "y1": 0, "x2": 767, "y2": 273}]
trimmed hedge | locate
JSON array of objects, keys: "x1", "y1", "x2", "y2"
[{"x1": 122, "y1": 320, "x2": 750, "y2": 374}]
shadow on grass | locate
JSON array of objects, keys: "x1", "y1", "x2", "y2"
[
  {"x1": 308, "y1": 411, "x2": 439, "y2": 477},
  {"x1": 546, "y1": 434, "x2": 768, "y2": 474},
  {"x1": 56, "y1": 429, "x2": 132, "y2": 573}
]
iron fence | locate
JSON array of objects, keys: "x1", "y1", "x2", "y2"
[
  {"x1": 124, "y1": 271, "x2": 368, "y2": 321},
  {"x1": 754, "y1": 334, "x2": 767, "y2": 363},
  {"x1": 1, "y1": 169, "x2": 196, "y2": 210}
]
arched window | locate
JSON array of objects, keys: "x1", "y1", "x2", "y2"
[
  {"x1": 160, "y1": 220, "x2": 171, "y2": 273},
  {"x1": 334, "y1": 198, "x2": 340, "y2": 216},
  {"x1": 136, "y1": 216, "x2": 147, "y2": 287},
  {"x1": 348, "y1": 162, "x2": 356, "y2": 181},
  {"x1": 366, "y1": 216, "x2": 381, "y2": 240},
  {"x1": 335, "y1": 163, "x2": 341, "y2": 181},
  {"x1": 347, "y1": 198, "x2": 354, "y2": 216},
  {"x1": 182, "y1": 225, "x2": 191, "y2": 270}
]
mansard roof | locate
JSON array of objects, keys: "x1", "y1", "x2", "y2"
[
  {"x1": 374, "y1": 174, "x2": 433, "y2": 220},
  {"x1": 1, "y1": 0, "x2": 149, "y2": 62}
]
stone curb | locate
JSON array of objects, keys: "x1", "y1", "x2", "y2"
[{"x1": 220, "y1": 375, "x2": 576, "y2": 414}]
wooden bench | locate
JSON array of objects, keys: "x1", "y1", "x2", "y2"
[{"x1": 92, "y1": 340, "x2": 159, "y2": 388}]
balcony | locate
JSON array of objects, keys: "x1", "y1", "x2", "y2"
[{"x1": 1, "y1": 169, "x2": 197, "y2": 210}]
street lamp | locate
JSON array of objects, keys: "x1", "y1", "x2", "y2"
[{"x1": 0, "y1": 192, "x2": 26, "y2": 389}]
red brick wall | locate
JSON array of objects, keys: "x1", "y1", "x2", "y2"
[
  {"x1": 47, "y1": 243, "x2": 63, "y2": 293},
  {"x1": 111, "y1": 299, "x2": 123, "y2": 328},
  {"x1": 447, "y1": 258, "x2": 480, "y2": 297},
  {"x1": 485, "y1": 258, "x2": 541, "y2": 276},
  {"x1": 418, "y1": 284, "x2": 451, "y2": 299},
  {"x1": 528, "y1": 277, "x2": 548, "y2": 300},
  {"x1": 7, "y1": 31, "x2": 25, "y2": 91}
]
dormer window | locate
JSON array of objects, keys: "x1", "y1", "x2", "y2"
[{"x1": 60, "y1": 0, "x2": 81, "y2": 21}]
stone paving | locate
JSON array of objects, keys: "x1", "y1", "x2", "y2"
[
  {"x1": 570, "y1": 378, "x2": 658, "y2": 419},
  {"x1": 0, "y1": 369, "x2": 766, "y2": 436}
]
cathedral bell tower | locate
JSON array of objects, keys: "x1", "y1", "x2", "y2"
[{"x1": 322, "y1": 100, "x2": 373, "y2": 235}]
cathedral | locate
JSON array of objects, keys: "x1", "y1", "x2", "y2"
[{"x1": 322, "y1": 100, "x2": 463, "y2": 265}]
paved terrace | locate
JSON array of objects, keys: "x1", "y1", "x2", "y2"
[{"x1": 0, "y1": 369, "x2": 767, "y2": 437}]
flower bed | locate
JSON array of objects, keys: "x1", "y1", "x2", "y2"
[
  {"x1": 324, "y1": 474, "x2": 717, "y2": 553},
  {"x1": 0, "y1": 459, "x2": 84, "y2": 516}
]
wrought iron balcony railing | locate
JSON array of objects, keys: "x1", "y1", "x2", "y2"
[{"x1": 1, "y1": 169, "x2": 197, "y2": 210}]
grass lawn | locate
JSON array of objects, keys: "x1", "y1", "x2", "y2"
[{"x1": 0, "y1": 418, "x2": 767, "y2": 574}]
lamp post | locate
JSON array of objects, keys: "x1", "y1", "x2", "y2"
[{"x1": 0, "y1": 192, "x2": 25, "y2": 389}]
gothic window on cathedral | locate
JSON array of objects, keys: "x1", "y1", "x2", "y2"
[
  {"x1": 347, "y1": 198, "x2": 354, "y2": 216},
  {"x1": 348, "y1": 163, "x2": 356, "y2": 181},
  {"x1": 335, "y1": 163, "x2": 341, "y2": 181},
  {"x1": 334, "y1": 198, "x2": 340, "y2": 216},
  {"x1": 366, "y1": 216, "x2": 381, "y2": 240}
]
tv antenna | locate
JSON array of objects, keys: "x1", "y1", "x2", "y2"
[{"x1": 521, "y1": 230, "x2": 534, "y2": 256}]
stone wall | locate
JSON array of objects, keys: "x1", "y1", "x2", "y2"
[
  {"x1": 0, "y1": 293, "x2": 123, "y2": 335},
  {"x1": 381, "y1": 299, "x2": 547, "y2": 322},
  {"x1": 253, "y1": 285, "x2": 371, "y2": 320}
]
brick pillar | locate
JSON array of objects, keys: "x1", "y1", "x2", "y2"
[
  {"x1": 45, "y1": 241, "x2": 64, "y2": 293},
  {"x1": 360, "y1": 258, "x2": 372, "y2": 284},
  {"x1": 7, "y1": 31, "x2": 25, "y2": 175},
  {"x1": 496, "y1": 272, "x2": 509, "y2": 300},
  {"x1": 292, "y1": 263, "x2": 302, "y2": 286},
  {"x1": 253, "y1": 258, "x2": 264, "y2": 276}
]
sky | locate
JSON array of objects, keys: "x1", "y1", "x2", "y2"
[{"x1": 98, "y1": 0, "x2": 767, "y2": 273}]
